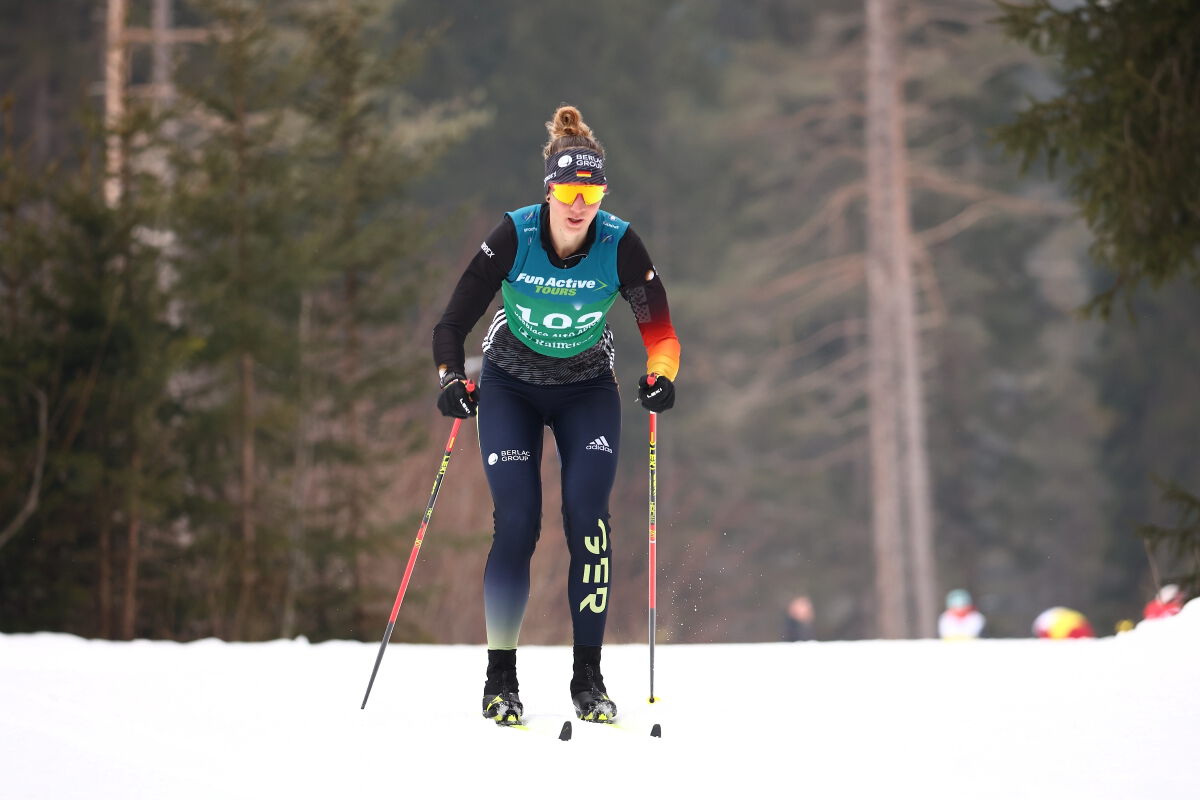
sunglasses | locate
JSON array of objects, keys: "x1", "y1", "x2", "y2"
[{"x1": 549, "y1": 183, "x2": 607, "y2": 205}]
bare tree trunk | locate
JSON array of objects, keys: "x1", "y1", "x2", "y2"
[
  {"x1": 150, "y1": 0, "x2": 178, "y2": 161},
  {"x1": 98, "y1": 510, "x2": 113, "y2": 638},
  {"x1": 231, "y1": 45, "x2": 256, "y2": 638},
  {"x1": 234, "y1": 351, "x2": 257, "y2": 639},
  {"x1": 282, "y1": 293, "x2": 314, "y2": 639},
  {"x1": 151, "y1": 0, "x2": 174, "y2": 99},
  {"x1": 104, "y1": 0, "x2": 127, "y2": 207},
  {"x1": 32, "y1": 62, "x2": 51, "y2": 164},
  {"x1": 865, "y1": 0, "x2": 909, "y2": 639},
  {"x1": 888, "y1": 2, "x2": 938, "y2": 638},
  {"x1": 151, "y1": 0, "x2": 180, "y2": 167},
  {"x1": 121, "y1": 447, "x2": 141, "y2": 639},
  {"x1": 0, "y1": 383, "x2": 47, "y2": 553},
  {"x1": 333, "y1": 18, "x2": 369, "y2": 635},
  {"x1": 346, "y1": 270, "x2": 367, "y2": 636},
  {"x1": 899, "y1": 267, "x2": 938, "y2": 638}
]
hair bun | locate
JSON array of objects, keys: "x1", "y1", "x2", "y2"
[
  {"x1": 549, "y1": 105, "x2": 591, "y2": 140},
  {"x1": 542, "y1": 104, "x2": 604, "y2": 160}
]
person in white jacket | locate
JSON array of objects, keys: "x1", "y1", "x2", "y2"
[{"x1": 938, "y1": 589, "x2": 986, "y2": 640}]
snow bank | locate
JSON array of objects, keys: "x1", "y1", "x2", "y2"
[{"x1": 2, "y1": 628, "x2": 1197, "y2": 800}]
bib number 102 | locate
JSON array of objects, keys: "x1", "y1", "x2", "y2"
[{"x1": 512, "y1": 303, "x2": 603, "y2": 330}]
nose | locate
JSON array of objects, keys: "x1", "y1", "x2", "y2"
[{"x1": 570, "y1": 193, "x2": 589, "y2": 212}]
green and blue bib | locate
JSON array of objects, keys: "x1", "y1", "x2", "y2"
[{"x1": 500, "y1": 204, "x2": 628, "y2": 358}]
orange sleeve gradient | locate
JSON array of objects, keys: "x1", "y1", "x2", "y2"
[{"x1": 640, "y1": 318, "x2": 680, "y2": 382}]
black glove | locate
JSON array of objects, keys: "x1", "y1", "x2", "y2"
[
  {"x1": 437, "y1": 371, "x2": 478, "y2": 418},
  {"x1": 637, "y1": 374, "x2": 675, "y2": 413}
]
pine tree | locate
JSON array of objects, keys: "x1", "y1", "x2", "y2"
[
  {"x1": 168, "y1": 0, "x2": 303, "y2": 640},
  {"x1": 284, "y1": 0, "x2": 484, "y2": 641},
  {"x1": 0, "y1": 98, "x2": 54, "y2": 560},
  {"x1": 0, "y1": 102, "x2": 184, "y2": 637},
  {"x1": 994, "y1": 0, "x2": 1200, "y2": 316},
  {"x1": 1138, "y1": 482, "x2": 1200, "y2": 598},
  {"x1": 996, "y1": 0, "x2": 1200, "y2": 616}
]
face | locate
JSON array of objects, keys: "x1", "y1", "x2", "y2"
[{"x1": 546, "y1": 184, "x2": 604, "y2": 239}]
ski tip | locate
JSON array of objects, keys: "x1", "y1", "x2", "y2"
[
  {"x1": 559, "y1": 721, "x2": 573, "y2": 741},
  {"x1": 650, "y1": 723, "x2": 662, "y2": 738}
]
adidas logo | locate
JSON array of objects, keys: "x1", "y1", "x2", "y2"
[{"x1": 585, "y1": 435, "x2": 613, "y2": 454}]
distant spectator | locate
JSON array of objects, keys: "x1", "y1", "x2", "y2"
[
  {"x1": 783, "y1": 595, "x2": 815, "y2": 642},
  {"x1": 1032, "y1": 607, "x2": 1094, "y2": 639},
  {"x1": 938, "y1": 589, "x2": 985, "y2": 640},
  {"x1": 1114, "y1": 619, "x2": 1135, "y2": 634},
  {"x1": 1142, "y1": 584, "x2": 1184, "y2": 621}
]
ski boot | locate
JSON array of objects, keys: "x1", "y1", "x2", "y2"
[
  {"x1": 482, "y1": 648, "x2": 523, "y2": 726},
  {"x1": 570, "y1": 645, "x2": 617, "y2": 723}
]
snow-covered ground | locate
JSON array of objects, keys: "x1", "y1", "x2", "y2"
[{"x1": 2, "y1": 603, "x2": 1197, "y2": 800}]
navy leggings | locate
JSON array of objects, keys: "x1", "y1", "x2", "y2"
[{"x1": 477, "y1": 358, "x2": 621, "y2": 649}]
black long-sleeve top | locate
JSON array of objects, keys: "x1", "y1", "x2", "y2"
[{"x1": 432, "y1": 204, "x2": 679, "y2": 385}]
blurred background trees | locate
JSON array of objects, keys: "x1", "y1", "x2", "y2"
[
  {"x1": 2, "y1": 0, "x2": 1196, "y2": 642},
  {"x1": 994, "y1": 0, "x2": 1200, "y2": 601}
]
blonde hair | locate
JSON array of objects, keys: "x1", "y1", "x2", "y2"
[{"x1": 542, "y1": 104, "x2": 605, "y2": 159}]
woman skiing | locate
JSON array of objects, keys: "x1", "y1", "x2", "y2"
[{"x1": 432, "y1": 104, "x2": 680, "y2": 725}]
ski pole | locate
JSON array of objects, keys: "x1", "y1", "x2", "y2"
[
  {"x1": 647, "y1": 386, "x2": 658, "y2": 704},
  {"x1": 360, "y1": 394, "x2": 472, "y2": 710}
]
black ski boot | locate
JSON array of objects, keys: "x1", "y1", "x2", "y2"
[
  {"x1": 481, "y1": 649, "x2": 523, "y2": 726},
  {"x1": 570, "y1": 645, "x2": 617, "y2": 723}
]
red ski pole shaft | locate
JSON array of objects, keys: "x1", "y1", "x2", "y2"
[
  {"x1": 361, "y1": 399, "x2": 470, "y2": 710},
  {"x1": 648, "y1": 397, "x2": 658, "y2": 703}
]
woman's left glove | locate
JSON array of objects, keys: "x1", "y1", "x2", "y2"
[
  {"x1": 437, "y1": 372, "x2": 478, "y2": 418},
  {"x1": 637, "y1": 374, "x2": 675, "y2": 413}
]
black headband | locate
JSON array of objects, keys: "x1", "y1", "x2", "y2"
[{"x1": 543, "y1": 147, "x2": 606, "y2": 186}]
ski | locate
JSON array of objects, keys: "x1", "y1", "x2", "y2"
[
  {"x1": 488, "y1": 717, "x2": 660, "y2": 739},
  {"x1": 570, "y1": 718, "x2": 663, "y2": 738},
  {"x1": 486, "y1": 716, "x2": 573, "y2": 741}
]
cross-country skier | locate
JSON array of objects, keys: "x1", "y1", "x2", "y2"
[
  {"x1": 1032, "y1": 606, "x2": 1094, "y2": 639},
  {"x1": 1142, "y1": 584, "x2": 1184, "y2": 621},
  {"x1": 937, "y1": 588, "x2": 985, "y2": 640},
  {"x1": 432, "y1": 104, "x2": 681, "y2": 725}
]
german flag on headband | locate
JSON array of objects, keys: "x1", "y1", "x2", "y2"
[{"x1": 543, "y1": 147, "x2": 607, "y2": 187}]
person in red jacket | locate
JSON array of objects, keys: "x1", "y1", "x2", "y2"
[{"x1": 1142, "y1": 584, "x2": 1184, "y2": 621}]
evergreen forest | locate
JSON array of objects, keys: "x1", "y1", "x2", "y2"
[{"x1": 2, "y1": 0, "x2": 1197, "y2": 644}]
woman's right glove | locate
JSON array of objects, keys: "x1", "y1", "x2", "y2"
[{"x1": 437, "y1": 371, "x2": 478, "y2": 418}]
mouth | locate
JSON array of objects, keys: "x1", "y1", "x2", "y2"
[{"x1": 567, "y1": 216, "x2": 585, "y2": 226}]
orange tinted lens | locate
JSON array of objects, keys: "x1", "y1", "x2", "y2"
[{"x1": 551, "y1": 184, "x2": 606, "y2": 205}]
